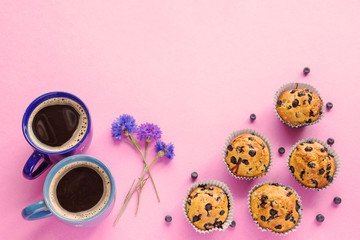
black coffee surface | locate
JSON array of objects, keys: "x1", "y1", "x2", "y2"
[
  {"x1": 32, "y1": 105, "x2": 80, "y2": 147},
  {"x1": 56, "y1": 167, "x2": 104, "y2": 213}
]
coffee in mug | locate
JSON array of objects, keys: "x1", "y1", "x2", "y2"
[
  {"x1": 28, "y1": 97, "x2": 88, "y2": 152},
  {"x1": 22, "y1": 92, "x2": 92, "y2": 180},
  {"x1": 22, "y1": 155, "x2": 115, "y2": 227},
  {"x1": 49, "y1": 161, "x2": 111, "y2": 220}
]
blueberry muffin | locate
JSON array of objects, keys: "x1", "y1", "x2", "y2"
[
  {"x1": 289, "y1": 140, "x2": 336, "y2": 189},
  {"x1": 250, "y1": 183, "x2": 301, "y2": 233},
  {"x1": 225, "y1": 133, "x2": 270, "y2": 178},
  {"x1": 186, "y1": 184, "x2": 229, "y2": 230},
  {"x1": 276, "y1": 88, "x2": 323, "y2": 126}
]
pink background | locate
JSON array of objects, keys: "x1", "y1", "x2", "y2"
[{"x1": 1, "y1": 1, "x2": 359, "y2": 239}]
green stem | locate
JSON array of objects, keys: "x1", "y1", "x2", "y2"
[
  {"x1": 114, "y1": 154, "x2": 161, "y2": 225},
  {"x1": 136, "y1": 176, "x2": 149, "y2": 214},
  {"x1": 144, "y1": 141, "x2": 149, "y2": 159},
  {"x1": 125, "y1": 179, "x2": 136, "y2": 203},
  {"x1": 114, "y1": 179, "x2": 138, "y2": 226},
  {"x1": 129, "y1": 134, "x2": 160, "y2": 202}
]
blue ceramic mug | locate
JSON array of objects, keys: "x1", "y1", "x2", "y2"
[
  {"x1": 22, "y1": 92, "x2": 92, "y2": 180},
  {"x1": 22, "y1": 155, "x2": 115, "y2": 227}
]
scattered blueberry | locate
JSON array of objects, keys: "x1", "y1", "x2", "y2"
[
  {"x1": 333, "y1": 196, "x2": 342, "y2": 204},
  {"x1": 278, "y1": 147, "x2": 285, "y2": 154},
  {"x1": 230, "y1": 220, "x2": 236, "y2": 227},
  {"x1": 326, "y1": 102, "x2": 333, "y2": 109},
  {"x1": 303, "y1": 67, "x2": 310, "y2": 75},
  {"x1": 250, "y1": 114, "x2": 256, "y2": 121},
  {"x1": 327, "y1": 138, "x2": 335, "y2": 145},
  {"x1": 191, "y1": 172, "x2": 198, "y2": 180},
  {"x1": 316, "y1": 214, "x2": 325, "y2": 222},
  {"x1": 165, "y1": 215, "x2": 172, "y2": 222}
]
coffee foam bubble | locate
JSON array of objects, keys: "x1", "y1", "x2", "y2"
[
  {"x1": 27, "y1": 97, "x2": 88, "y2": 152},
  {"x1": 49, "y1": 161, "x2": 112, "y2": 221}
]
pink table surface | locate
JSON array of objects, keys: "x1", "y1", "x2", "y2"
[{"x1": 1, "y1": 1, "x2": 360, "y2": 239}]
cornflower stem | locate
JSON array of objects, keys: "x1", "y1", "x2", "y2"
[
  {"x1": 135, "y1": 140, "x2": 151, "y2": 214},
  {"x1": 114, "y1": 154, "x2": 161, "y2": 226},
  {"x1": 126, "y1": 133, "x2": 160, "y2": 202}
]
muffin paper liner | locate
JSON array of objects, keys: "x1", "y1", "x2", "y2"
[
  {"x1": 248, "y1": 181, "x2": 303, "y2": 236},
  {"x1": 274, "y1": 82, "x2": 325, "y2": 128},
  {"x1": 287, "y1": 138, "x2": 340, "y2": 191},
  {"x1": 182, "y1": 180, "x2": 234, "y2": 234},
  {"x1": 222, "y1": 129, "x2": 273, "y2": 180}
]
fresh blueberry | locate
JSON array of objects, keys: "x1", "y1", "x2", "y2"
[
  {"x1": 165, "y1": 215, "x2": 172, "y2": 222},
  {"x1": 316, "y1": 214, "x2": 325, "y2": 222},
  {"x1": 230, "y1": 220, "x2": 236, "y2": 227},
  {"x1": 191, "y1": 172, "x2": 198, "y2": 180},
  {"x1": 327, "y1": 138, "x2": 335, "y2": 145},
  {"x1": 278, "y1": 147, "x2": 285, "y2": 154},
  {"x1": 333, "y1": 197, "x2": 342, "y2": 204},
  {"x1": 326, "y1": 102, "x2": 333, "y2": 109},
  {"x1": 303, "y1": 67, "x2": 310, "y2": 75},
  {"x1": 250, "y1": 114, "x2": 256, "y2": 121}
]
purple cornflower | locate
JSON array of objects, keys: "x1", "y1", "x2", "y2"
[
  {"x1": 155, "y1": 140, "x2": 175, "y2": 160},
  {"x1": 137, "y1": 123, "x2": 162, "y2": 141},
  {"x1": 164, "y1": 143, "x2": 175, "y2": 160},
  {"x1": 111, "y1": 114, "x2": 137, "y2": 140},
  {"x1": 155, "y1": 140, "x2": 166, "y2": 152}
]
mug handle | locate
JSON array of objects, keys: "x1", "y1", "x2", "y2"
[
  {"x1": 23, "y1": 150, "x2": 52, "y2": 180},
  {"x1": 22, "y1": 200, "x2": 53, "y2": 220}
]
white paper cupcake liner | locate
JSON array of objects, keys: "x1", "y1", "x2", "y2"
[
  {"x1": 222, "y1": 129, "x2": 273, "y2": 180},
  {"x1": 182, "y1": 180, "x2": 234, "y2": 234},
  {"x1": 287, "y1": 138, "x2": 340, "y2": 191},
  {"x1": 248, "y1": 181, "x2": 303, "y2": 236},
  {"x1": 274, "y1": 82, "x2": 325, "y2": 128}
]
